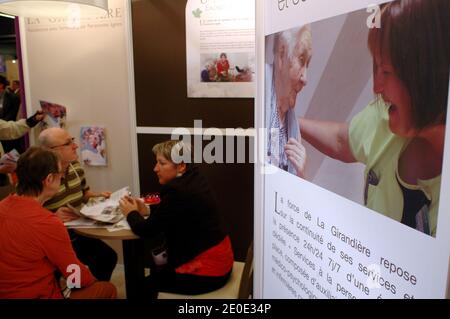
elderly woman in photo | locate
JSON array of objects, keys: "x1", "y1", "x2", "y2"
[
  {"x1": 119, "y1": 140, "x2": 234, "y2": 298},
  {"x1": 266, "y1": 24, "x2": 312, "y2": 177}
]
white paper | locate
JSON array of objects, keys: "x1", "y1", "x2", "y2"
[
  {"x1": 79, "y1": 186, "x2": 129, "y2": 224},
  {"x1": 0, "y1": 149, "x2": 20, "y2": 164},
  {"x1": 64, "y1": 217, "x2": 108, "y2": 229},
  {"x1": 106, "y1": 219, "x2": 131, "y2": 232}
]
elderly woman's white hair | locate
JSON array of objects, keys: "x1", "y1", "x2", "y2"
[{"x1": 273, "y1": 24, "x2": 312, "y2": 61}]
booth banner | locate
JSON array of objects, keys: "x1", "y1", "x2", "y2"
[
  {"x1": 259, "y1": 0, "x2": 450, "y2": 298},
  {"x1": 186, "y1": 0, "x2": 255, "y2": 98},
  {"x1": 23, "y1": 3, "x2": 123, "y2": 33}
]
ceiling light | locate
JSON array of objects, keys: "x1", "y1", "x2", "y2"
[{"x1": 0, "y1": 0, "x2": 108, "y2": 17}]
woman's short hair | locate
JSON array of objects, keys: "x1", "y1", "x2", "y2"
[
  {"x1": 152, "y1": 140, "x2": 193, "y2": 165},
  {"x1": 368, "y1": 0, "x2": 449, "y2": 129},
  {"x1": 16, "y1": 146, "x2": 60, "y2": 196}
]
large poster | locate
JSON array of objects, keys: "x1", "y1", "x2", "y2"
[
  {"x1": 185, "y1": 0, "x2": 255, "y2": 98},
  {"x1": 258, "y1": 0, "x2": 450, "y2": 298}
]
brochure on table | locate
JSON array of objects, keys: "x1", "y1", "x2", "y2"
[
  {"x1": 257, "y1": 0, "x2": 450, "y2": 299},
  {"x1": 64, "y1": 187, "x2": 131, "y2": 231}
]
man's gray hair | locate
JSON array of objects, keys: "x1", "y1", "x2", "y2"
[
  {"x1": 38, "y1": 132, "x2": 53, "y2": 148},
  {"x1": 38, "y1": 127, "x2": 64, "y2": 149},
  {"x1": 273, "y1": 24, "x2": 312, "y2": 61}
]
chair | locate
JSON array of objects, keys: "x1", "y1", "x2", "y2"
[
  {"x1": 158, "y1": 241, "x2": 253, "y2": 299},
  {"x1": 238, "y1": 240, "x2": 253, "y2": 299}
]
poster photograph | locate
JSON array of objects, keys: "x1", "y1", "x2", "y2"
[
  {"x1": 200, "y1": 52, "x2": 253, "y2": 83},
  {"x1": 260, "y1": 0, "x2": 450, "y2": 299},
  {"x1": 39, "y1": 100, "x2": 67, "y2": 130},
  {"x1": 80, "y1": 126, "x2": 107, "y2": 166},
  {"x1": 186, "y1": 0, "x2": 255, "y2": 97}
]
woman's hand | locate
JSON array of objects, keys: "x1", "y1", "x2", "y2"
[
  {"x1": 285, "y1": 137, "x2": 307, "y2": 178},
  {"x1": 135, "y1": 197, "x2": 150, "y2": 216},
  {"x1": 119, "y1": 196, "x2": 139, "y2": 217},
  {"x1": 120, "y1": 195, "x2": 149, "y2": 216}
]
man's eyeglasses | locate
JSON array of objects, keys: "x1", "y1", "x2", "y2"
[{"x1": 50, "y1": 137, "x2": 75, "y2": 149}]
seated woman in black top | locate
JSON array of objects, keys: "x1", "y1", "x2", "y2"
[{"x1": 119, "y1": 140, "x2": 234, "y2": 298}]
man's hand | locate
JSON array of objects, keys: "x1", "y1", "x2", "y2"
[
  {"x1": 84, "y1": 190, "x2": 111, "y2": 200},
  {"x1": 119, "y1": 196, "x2": 139, "y2": 217},
  {"x1": 34, "y1": 110, "x2": 45, "y2": 122},
  {"x1": 285, "y1": 137, "x2": 307, "y2": 178},
  {"x1": 55, "y1": 206, "x2": 79, "y2": 223},
  {"x1": 0, "y1": 157, "x2": 17, "y2": 174},
  {"x1": 97, "y1": 191, "x2": 111, "y2": 198},
  {"x1": 26, "y1": 110, "x2": 44, "y2": 128}
]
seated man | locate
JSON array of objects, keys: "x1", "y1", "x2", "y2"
[
  {"x1": 39, "y1": 128, "x2": 117, "y2": 281},
  {"x1": 0, "y1": 146, "x2": 116, "y2": 298}
]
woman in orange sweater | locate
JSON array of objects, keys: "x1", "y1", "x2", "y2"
[{"x1": 0, "y1": 147, "x2": 116, "y2": 299}]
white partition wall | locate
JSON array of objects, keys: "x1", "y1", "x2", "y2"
[
  {"x1": 256, "y1": 0, "x2": 450, "y2": 298},
  {"x1": 19, "y1": 0, "x2": 137, "y2": 196}
]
